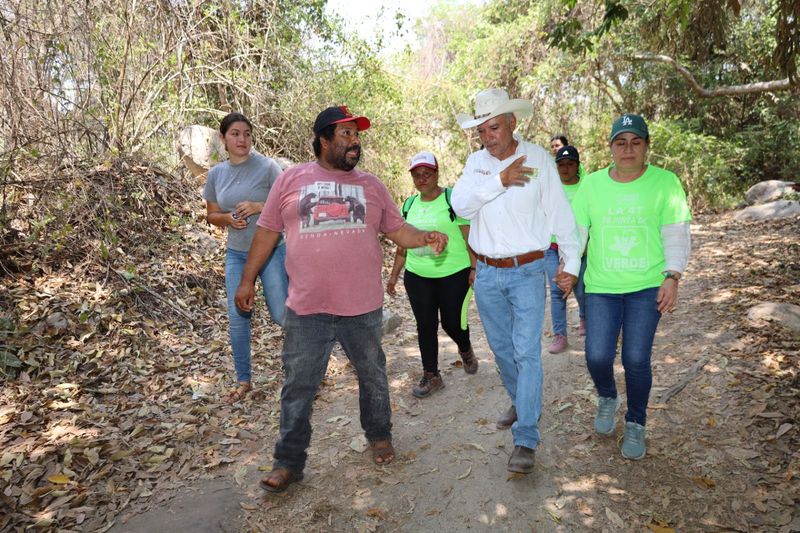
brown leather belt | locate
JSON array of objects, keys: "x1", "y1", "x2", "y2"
[{"x1": 474, "y1": 250, "x2": 544, "y2": 268}]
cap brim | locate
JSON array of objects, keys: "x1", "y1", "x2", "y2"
[
  {"x1": 409, "y1": 162, "x2": 438, "y2": 171},
  {"x1": 331, "y1": 116, "x2": 371, "y2": 131},
  {"x1": 555, "y1": 156, "x2": 579, "y2": 162},
  {"x1": 610, "y1": 127, "x2": 647, "y2": 141},
  {"x1": 456, "y1": 99, "x2": 533, "y2": 129}
]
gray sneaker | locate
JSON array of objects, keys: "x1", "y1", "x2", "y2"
[
  {"x1": 621, "y1": 421, "x2": 646, "y2": 460},
  {"x1": 594, "y1": 396, "x2": 621, "y2": 435}
]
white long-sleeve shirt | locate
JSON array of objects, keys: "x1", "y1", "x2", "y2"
[{"x1": 451, "y1": 136, "x2": 581, "y2": 276}]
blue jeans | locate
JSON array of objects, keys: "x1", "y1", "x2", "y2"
[
  {"x1": 474, "y1": 259, "x2": 546, "y2": 449},
  {"x1": 225, "y1": 243, "x2": 288, "y2": 383},
  {"x1": 584, "y1": 288, "x2": 662, "y2": 426},
  {"x1": 273, "y1": 308, "x2": 392, "y2": 475},
  {"x1": 544, "y1": 248, "x2": 586, "y2": 336}
]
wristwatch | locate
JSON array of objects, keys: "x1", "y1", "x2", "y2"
[{"x1": 662, "y1": 271, "x2": 681, "y2": 281}]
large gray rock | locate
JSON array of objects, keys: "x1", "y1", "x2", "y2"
[
  {"x1": 734, "y1": 200, "x2": 800, "y2": 221},
  {"x1": 747, "y1": 302, "x2": 800, "y2": 336},
  {"x1": 382, "y1": 309, "x2": 402, "y2": 336},
  {"x1": 46, "y1": 312, "x2": 69, "y2": 331},
  {"x1": 183, "y1": 228, "x2": 220, "y2": 254},
  {"x1": 175, "y1": 125, "x2": 227, "y2": 178},
  {"x1": 274, "y1": 157, "x2": 294, "y2": 171},
  {"x1": 745, "y1": 180, "x2": 797, "y2": 205},
  {"x1": 175, "y1": 125, "x2": 292, "y2": 178}
]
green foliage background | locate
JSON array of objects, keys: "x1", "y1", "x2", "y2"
[{"x1": 1, "y1": 0, "x2": 798, "y2": 238}]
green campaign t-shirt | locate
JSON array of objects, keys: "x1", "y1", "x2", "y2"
[
  {"x1": 551, "y1": 180, "x2": 582, "y2": 244},
  {"x1": 571, "y1": 165, "x2": 691, "y2": 294},
  {"x1": 404, "y1": 191, "x2": 471, "y2": 278}
]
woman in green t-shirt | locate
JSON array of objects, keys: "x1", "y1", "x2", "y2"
[
  {"x1": 571, "y1": 114, "x2": 691, "y2": 460},
  {"x1": 386, "y1": 152, "x2": 478, "y2": 398}
]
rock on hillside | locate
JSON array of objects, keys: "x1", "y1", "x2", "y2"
[
  {"x1": 734, "y1": 200, "x2": 800, "y2": 221},
  {"x1": 745, "y1": 180, "x2": 798, "y2": 205}
]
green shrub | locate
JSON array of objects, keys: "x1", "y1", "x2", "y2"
[{"x1": 648, "y1": 120, "x2": 747, "y2": 210}]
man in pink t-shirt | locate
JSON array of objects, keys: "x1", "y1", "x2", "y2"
[{"x1": 235, "y1": 106, "x2": 448, "y2": 494}]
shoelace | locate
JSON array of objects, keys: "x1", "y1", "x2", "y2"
[
  {"x1": 625, "y1": 426, "x2": 644, "y2": 445},
  {"x1": 598, "y1": 399, "x2": 616, "y2": 418}
]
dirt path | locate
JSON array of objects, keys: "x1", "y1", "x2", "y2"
[{"x1": 114, "y1": 213, "x2": 799, "y2": 532}]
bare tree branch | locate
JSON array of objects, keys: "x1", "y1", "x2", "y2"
[{"x1": 632, "y1": 53, "x2": 797, "y2": 97}]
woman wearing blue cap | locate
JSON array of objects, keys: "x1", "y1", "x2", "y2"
[
  {"x1": 570, "y1": 114, "x2": 692, "y2": 459},
  {"x1": 387, "y1": 151, "x2": 478, "y2": 398},
  {"x1": 544, "y1": 145, "x2": 588, "y2": 354}
]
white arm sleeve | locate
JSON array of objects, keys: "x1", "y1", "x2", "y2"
[
  {"x1": 661, "y1": 221, "x2": 691, "y2": 273},
  {"x1": 576, "y1": 225, "x2": 589, "y2": 256}
]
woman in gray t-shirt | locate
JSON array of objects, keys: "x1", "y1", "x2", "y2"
[{"x1": 203, "y1": 112, "x2": 288, "y2": 404}]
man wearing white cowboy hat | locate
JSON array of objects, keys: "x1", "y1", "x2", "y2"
[{"x1": 452, "y1": 88, "x2": 581, "y2": 474}]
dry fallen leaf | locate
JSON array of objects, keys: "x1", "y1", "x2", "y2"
[
  {"x1": 366, "y1": 508, "x2": 386, "y2": 519},
  {"x1": 234, "y1": 466, "x2": 247, "y2": 487},
  {"x1": 577, "y1": 499, "x2": 593, "y2": 516},
  {"x1": 727, "y1": 448, "x2": 760, "y2": 460},
  {"x1": 647, "y1": 522, "x2": 676, "y2": 533},
  {"x1": 691, "y1": 476, "x2": 716, "y2": 489},
  {"x1": 47, "y1": 474, "x2": 70, "y2": 484},
  {"x1": 605, "y1": 507, "x2": 624, "y2": 529},
  {"x1": 775, "y1": 423, "x2": 793, "y2": 439},
  {"x1": 555, "y1": 494, "x2": 567, "y2": 510},
  {"x1": 27, "y1": 518, "x2": 54, "y2": 529}
]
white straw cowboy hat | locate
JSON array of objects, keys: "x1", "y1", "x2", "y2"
[{"x1": 456, "y1": 88, "x2": 533, "y2": 129}]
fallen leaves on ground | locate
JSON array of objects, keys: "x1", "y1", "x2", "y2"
[
  {"x1": 0, "y1": 162, "x2": 285, "y2": 531},
  {"x1": 2, "y1": 190, "x2": 799, "y2": 532}
]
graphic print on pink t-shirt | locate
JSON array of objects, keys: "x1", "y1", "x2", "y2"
[{"x1": 297, "y1": 181, "x2": 367, "y2": 233}]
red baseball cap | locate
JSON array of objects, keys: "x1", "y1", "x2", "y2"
[{"x1": 313, "y1": 106, "x2": 371, "y2": 135}]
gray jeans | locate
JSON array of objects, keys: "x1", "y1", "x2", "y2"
[{"x1": 273, "y1": 308, "x2": 393, "y2": 475}]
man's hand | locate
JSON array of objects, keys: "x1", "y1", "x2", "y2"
[
  {"x1": 555, "y1": 263, "x2": 577, "y2": 298},
  {"x1": 386, "y1": 225, "x2": 447, "y2": 255},
  {"x1": 424, "y1": 231, "x2": 448, "y2": 255},
  {"x1": 500, "y1": 156, "x2": 534, "y2": 188},
  {"x1": 234, "y1": 281, "x2": 256, "y2": 312}
]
